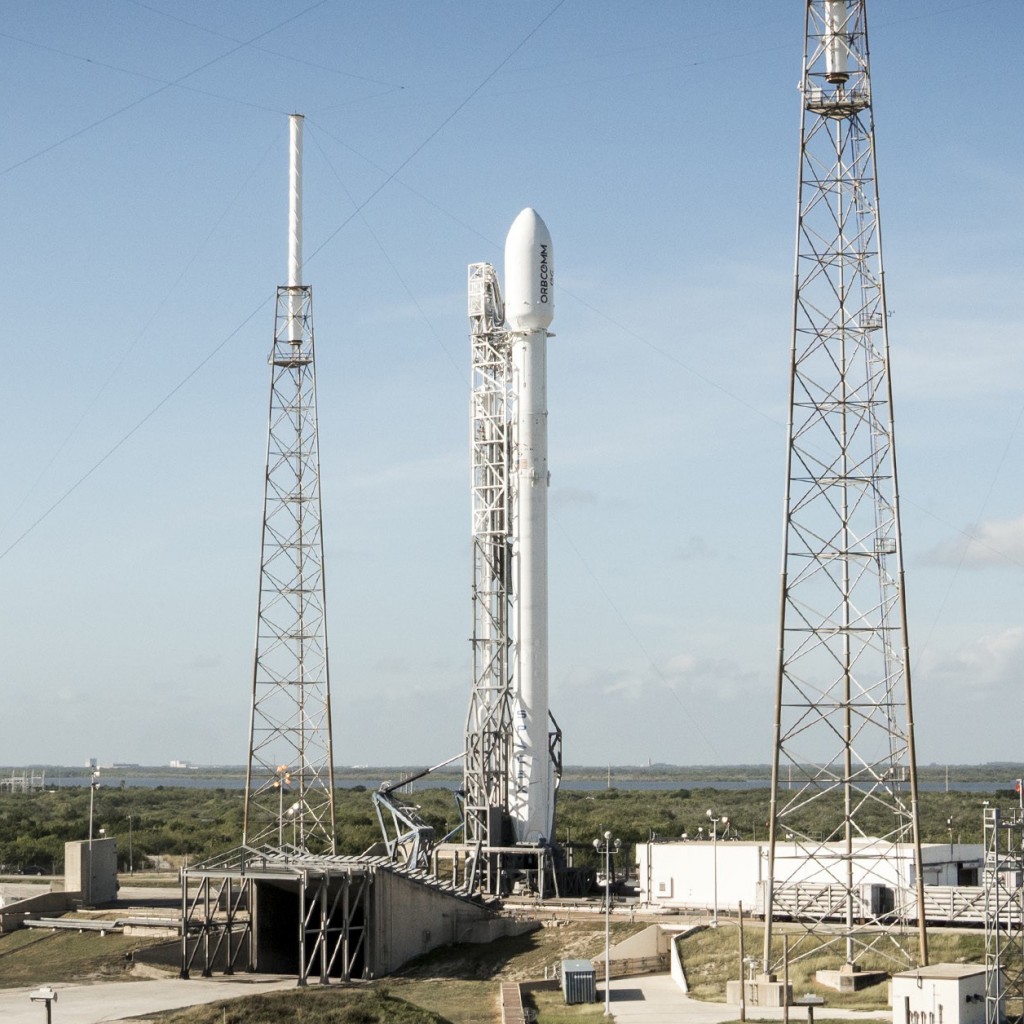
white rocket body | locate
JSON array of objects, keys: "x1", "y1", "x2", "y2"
[{"x1": 505, "y1": 208, "x2": 554, "y2": 845}]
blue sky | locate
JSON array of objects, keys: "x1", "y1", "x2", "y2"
[{"x1": 0, "y1": 1, "x2": 1020, "y2": 770}]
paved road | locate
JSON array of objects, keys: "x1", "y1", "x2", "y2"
[
  {"x1": 0, "y1": 975, "x2": 299, "y2": 1024},
  {"x1": 606, "y1": 975, "x2": 891, "y2": 1024},
  {"x1": 1, "y1": 881, "x2": 180, "y2": 909}
]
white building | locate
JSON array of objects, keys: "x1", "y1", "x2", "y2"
[
  {"x1": 891, "y1": 964, "x2": 988, "y2": 1024},
  {"x1": 636, "y1": 840, "x2": 982, "y2": 916}
]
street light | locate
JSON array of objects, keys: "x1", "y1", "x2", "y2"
[
  {"x1": 274, "y1": 765, "x2": 291, "y2": 847},
  {"x1": 87, "y1": 770, "x2": 100, "y2": 905},
  {"x1": 706, "y1": 809, "x2": 729, "y2": 926},
  {"x1": 127, "y1": 814, "x2": 134, "y2": 875},
  {"x1": 593, "y1": 831, "x2": 622, "y2": 1016},
  {"x1": 286, "y1": 800, "x2": 303, "y2": 848}
]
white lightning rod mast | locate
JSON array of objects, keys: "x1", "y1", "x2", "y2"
[
  {"x1": 288, "y1": 113, "x2": 303, "y2": 339},
  {"x1": 244, "y1": 113, "x2": 336, "y2": 854}
]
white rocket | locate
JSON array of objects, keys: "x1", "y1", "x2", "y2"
[{"x1": 504, "y1": 208, "x2": 555, "y2": 845}]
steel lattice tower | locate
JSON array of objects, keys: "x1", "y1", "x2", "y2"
[
  {"x1": 763, "y1": 1, "x2": 926, "y2": 971},
  {"x1": 243, "y1": 115, "x2": 336, "y2": 854},
  {"x1": 464, "y1": 263, "x2": 515, "y2": 880},
  {"x1": 984, "y1": 806, "x2": 1024, "y2": 1024}
]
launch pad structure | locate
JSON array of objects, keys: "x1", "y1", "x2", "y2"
[
  {"x1": 374, "y1": 213, "x2": 569, "y2": 899},
  {"x1": 459, "y1": 211, "x2": 565, "y2": 896}
]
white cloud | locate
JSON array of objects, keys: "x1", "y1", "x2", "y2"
[
  {"x1": 924, "y1": 626, "x2": 1024, "y2": 697},
  {"x1": 926, "y1": 514, "x2": 1024, "y2": 569}
]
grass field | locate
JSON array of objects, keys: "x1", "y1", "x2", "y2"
[
  {"x1": 0, "y1": 927, "x2": 170, "y2": 987},
  {"x1": 0, "y1": 886, "x2": 991, "y2": 1024},
  {"x1": 148, "y1": 988, "x2": 451, "y2": 1024},
  {"x1": 677, "y1": 922, "x2": 986, "y2": 1010}
]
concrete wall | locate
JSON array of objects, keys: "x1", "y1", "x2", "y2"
[
  {"x1": 892, "y1": 968, "x2": 988, "y2": 1024},
  {"x1": 0, "y1": 891, "x2": 75, "y2": 932},
  {"x1": 65, "y1": 838, "x2": 117, "y2": 905},
  {"x1": 610, "y1": 923, "x2": 688, "y2": 960},
  {"x1": 372, "y1": 870, "x2": 534, "y2": 976}
]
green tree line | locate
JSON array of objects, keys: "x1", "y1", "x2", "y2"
[{"x1": 0, "y1": 784, "x2": 1014, "y2": 875}]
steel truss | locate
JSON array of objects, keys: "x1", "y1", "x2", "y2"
[
  {"x1": 464, "y1": 263, "x2": 515, "y2": 877},
  {"x1": 985, "y1": 806, "x2": 1024, "y2": 1024},
  {"x1": 181, "y1": 847, "x2": 371, "y2": 984},
  {"x1": 181, "y1": 873, "x2": 254, "y2": 978},
  {"x1": 764, "y1": 0, "x2": 926, "y2": 972},
  {"x1": 244, "y1": 284, "x2": 336, "y2": 854}
]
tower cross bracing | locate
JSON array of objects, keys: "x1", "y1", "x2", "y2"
[{"x1": 763, "y1": 0, "x2": 926, "y2": 972}]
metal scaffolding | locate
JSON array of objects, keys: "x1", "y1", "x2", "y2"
[
  {"x1": 243, "y1": 282, "x2": 336, "y2": 854},
  {"x1": 763, "y1": 0, "x2": 926, "y2": 972},
  {"x1": 985, "y1": 806, "x2": 1024, "y2": 1024},
  {"x1": 463, "y1": 262, "x2": 515, "y2": 887},
  {"x1": 182, "y1": 847, "x2": 371, "y2": 984}
]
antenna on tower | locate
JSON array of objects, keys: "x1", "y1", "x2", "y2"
[
  {"x1": 243, "y1": 113, "x2": 336, "y2": 854},
  {"x1": 762, "y1": 0, "x2": 926, "y2": 971}
]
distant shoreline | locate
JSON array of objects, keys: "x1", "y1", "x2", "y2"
[{"x1": 3, "y1": 762, "x2": 1021, "y2": 791}]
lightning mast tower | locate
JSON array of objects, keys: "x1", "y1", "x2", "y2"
[
  {"x1": 243, "y1": 114, "x2": 336, "y2": 854},
  {"x1": 763, "y1": 1, "x2": 926, "y2": 971}
]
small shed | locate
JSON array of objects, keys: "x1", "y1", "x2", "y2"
[
  {"x1": 892, "y1": 963, "x2": 988, "y2": 1024},
  {"x1": 561, "y1": 958, "x2": 596, "y2": 1004}
]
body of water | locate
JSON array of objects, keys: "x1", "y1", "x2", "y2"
[{"x1": 29, "y1": 774, "x2": 1009, "y2": 794}]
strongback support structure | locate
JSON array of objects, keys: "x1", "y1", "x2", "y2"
[
  {"x1": 464, "y1": 262, "x2": 515, "y2": 887},
  {"x1": 244, "y1": 114, "x2": 336, "y2": 855},
  {"x1": 984, "y1": 806, "x2": 1024, "y2": 1024},
  {"x1": 763, "y1": 0, "x2": 926, "y2": 971}
]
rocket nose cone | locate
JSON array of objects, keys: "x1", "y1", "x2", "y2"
[
  {"x1": 504, "y1": 208, "x2": 554, "y2": 331},
  {"x1": 506, "y1": 208, "x2": 550, "y2": 249}
]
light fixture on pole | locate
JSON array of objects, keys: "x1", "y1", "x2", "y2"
[
  {"x1": 593, "y1": 831, "x2": 622, "y2": 1015},
  {"x1": 87, "y1": 770, "x2": 100, "y2": 905},
  {"x1": 274, "y1": 765, "x2": 291, "y2": 847},
  {"x1": 706, "y1": 809, "x2": 729, "y2": 926},
  {"x1": 286, "y1": 800, "x2": 303, "y2": 848},
  {"x1": 29, "y1": 987, "x2": 57, "y2": 1024},
  {"x1": 127, "y1": 814, "x2": 133, "y2": 875}
]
